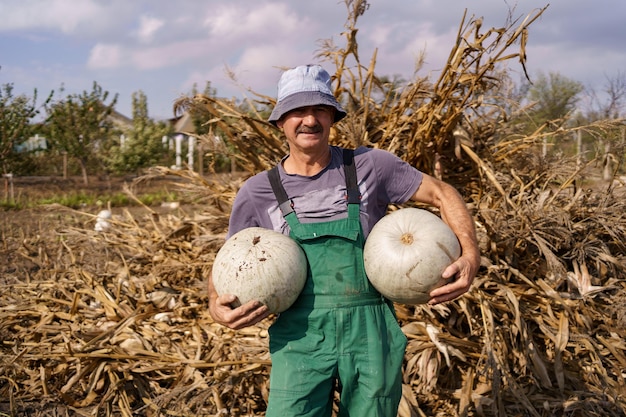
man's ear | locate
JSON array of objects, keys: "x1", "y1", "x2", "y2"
[{"x1": 276, "y1": 119, "x2": 284, "y2": 129}]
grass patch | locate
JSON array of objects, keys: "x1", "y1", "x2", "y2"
[{"x1": 1, "y1": 190, "x2": 180, "y2": 210}]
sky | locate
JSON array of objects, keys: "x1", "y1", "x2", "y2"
[{"x1": 1, "y1": 0, "x2": 625, "y2": 121}]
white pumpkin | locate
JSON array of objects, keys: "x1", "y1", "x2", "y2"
[
  {"x1": 212, "y1": 227, "x2": 307, "y2": 313},
  {"x1": 363, "y1": 208, "x2": 460, "y2": 304}
]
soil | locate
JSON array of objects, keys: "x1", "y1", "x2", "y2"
[
  {"x1": 2, "y1": 174, "x2": 175, "y2": 201},
  {"x1": 1, "y1": 174, "x2": 200, "y2": 280}
]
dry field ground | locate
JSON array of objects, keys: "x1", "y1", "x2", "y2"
[
  {"x1": 1, "y1": 174, "x2": 626, "y2": 417},
  {"x1": 2, "y1": 175, "x2": 189, "y2": 282}
]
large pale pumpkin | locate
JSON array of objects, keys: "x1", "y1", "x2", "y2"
[
  {"x1": 363, "y1": 208, "x2": 460, "y2": 304},
  {"x1": 212, "y1": 227, "x2": 307, "y2": 313}
]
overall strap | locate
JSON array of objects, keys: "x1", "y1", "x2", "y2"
[
  {"x1": 268, "y1": 166, "x2": 294, "y2": 216},
  {"x1": 342, "y1": 148, "x2": 360, "y2": 204},
  {"x1": 268, "y1": 148, "x2": 361, "y2": 218}
]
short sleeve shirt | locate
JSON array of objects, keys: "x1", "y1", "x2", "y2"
[{"x1": 226, "y1": 146, "x2": 423, "y2": 238}]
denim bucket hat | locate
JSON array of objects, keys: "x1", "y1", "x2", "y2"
[{"x1": 268, "y1": 65, "x2": 346, "y2": 126}]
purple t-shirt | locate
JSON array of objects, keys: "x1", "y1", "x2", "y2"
[{"x1": 227, "y1": 146, "x2": 423, "y2": 238}]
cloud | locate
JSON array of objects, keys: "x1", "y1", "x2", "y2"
[
  {"x1": 367, "y1": 25, "x2": 392, "y2": 46},
  {"x1": 230, "y1": 43, "x2": 313, "y2": 89},
  {"x1": 3, "y1": 0, "x2": 626, "y2": 121},
  {"x1": 204, "y1": 2, "x2": 306, "y2": 41},
  {"x1": 130, "y1": 39, "x2": 214, "y2": 70},
  {"x1": 87, "y1": 44, "x2": 124, "y2": 69},
  {"x1": 176, "y1": 41, "x2": 315, "y2": 101},
  {"x1": 135, "y1": 15, "x2": 165, "y2": 43},
  {"x1": 83, "y1": 2, "x2": 320, "y2": 74},
  {"x1": 0, "y1": 0, "x2": 123, "y2": 35}
]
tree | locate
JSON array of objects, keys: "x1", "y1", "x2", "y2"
[
  {"x1": 107, "y1": 90, "x2": 172, "y2": 174},
  {"x1": 520, "y1": 72, "x2": 584, "y2": 157},
  {"x1": 189, "y1": 81, "x2": 217, "y2": 135},
  {"x1": 584, "y1": 72, "x2": 626, "y2": 176},
  {"x1": 44, "y1": 82, "x2": 118, "y2": 184},
  {"x1": 526, "y1": 71, "x2": 584, "y2": 125},
  {"x1": 0, "y1": 83, "x2": 50, "y2": 174},
  {"x1": 183, "y1": 81, "x2": 237, "y2": 173},
  {"x1": 585, "y1": 71, "x2": 626, "y2": 121}
]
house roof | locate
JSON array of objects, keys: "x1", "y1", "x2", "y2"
[
  {"x1": 108, "y1": 110, "x2": 133, "y2": 129},
  {"x1": 172, "y1": 111, "x2": 196, "y2": 134}
]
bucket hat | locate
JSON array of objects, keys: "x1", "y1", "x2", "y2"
[{"x1": 268, "y1": 65, "x2": 346, "y2": 125}]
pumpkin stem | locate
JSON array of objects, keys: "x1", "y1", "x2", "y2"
[{"x1": 400, "y1": 232, "x2": 414, "y2": 245}]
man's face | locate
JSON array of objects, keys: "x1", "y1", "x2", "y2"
[{"x1": 277, "y1": 105, "x2": 335, "y2": 151}]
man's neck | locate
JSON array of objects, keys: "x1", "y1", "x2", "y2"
[{"x1": 283, "y1": 146, "x2": 331, "y2": 176}]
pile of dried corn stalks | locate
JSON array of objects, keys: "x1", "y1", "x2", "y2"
[{"x1": 2, "y1": 1, "x2": 626, "y2": 416}]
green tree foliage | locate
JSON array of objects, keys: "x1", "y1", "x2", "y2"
[
  {"x1": 513, "y1": 72, "x2": 585, "y2": 157},
  {"x1": 526, "y1": 71, "x2": 584, "y2": 126},
  {"x1": 107, "y1": 90, "x2": 172, "y2": 174},
  {"x1": 43, "y1": 82, "x2": 118, "y2": 184},
  {"x1": 181, "y1": 81, "x2": 237, "y2": 173},
  {"x1": 189, "y1": 81, "x2": 217, "y2": 135},
  {"x1": 0, "y1": 83, "x2": 50, "y2": 174}
]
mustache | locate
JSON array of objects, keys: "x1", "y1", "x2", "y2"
[{"x1": 296, "y1": 125, "x2": 323, "y2": 134}]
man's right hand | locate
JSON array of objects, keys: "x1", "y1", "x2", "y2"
[{"x1": 209, "y1": 293, "x2": 270, "y2": 330}]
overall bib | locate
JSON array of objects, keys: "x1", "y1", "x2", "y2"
[{"x1": 265, "y1": 149, "x2": 407, "y2": 417}]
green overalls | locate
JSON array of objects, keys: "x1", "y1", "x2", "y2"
[{"x1": 265, "y1": 149, "x2": 407, "y2": 417}]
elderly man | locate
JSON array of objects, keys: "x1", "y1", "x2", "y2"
[{"x1": 208, "y1": 64, "x2": 480, "y2": 416}]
